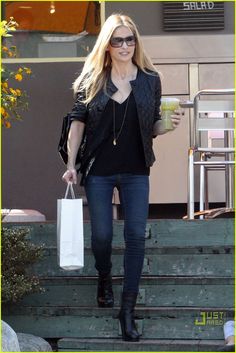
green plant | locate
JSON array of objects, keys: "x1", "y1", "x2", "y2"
[
  {"x1": 1, "y1": 17, "x2": 32, "y2": 128},
  {"x1": 2, "y1": 227, "x2": 44, "y2": 303}
]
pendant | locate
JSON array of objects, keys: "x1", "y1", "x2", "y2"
[{"x1": 113, "y1": 139, "x2": 116, "y2": 146}]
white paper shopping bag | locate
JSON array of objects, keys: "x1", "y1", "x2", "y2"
[{"x1": 57, "y1": 182, "x2": 84, "y2": 270}]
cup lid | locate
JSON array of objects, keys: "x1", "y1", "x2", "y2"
[{"x1": 161, "y1": 97, "x2": 180, "y2": 102}]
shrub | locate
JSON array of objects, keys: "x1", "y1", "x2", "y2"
[{"x1": 2, "y1": 227, "x2": 44, "y2": 303}]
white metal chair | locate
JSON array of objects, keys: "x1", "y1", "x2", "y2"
[{"x1": 187, "y1": 89, "x2": 235, "y2": 219}]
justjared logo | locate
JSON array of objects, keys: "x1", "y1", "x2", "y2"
[{"x1": 195, "y1": 311, "x2": 226, "y2": 326}]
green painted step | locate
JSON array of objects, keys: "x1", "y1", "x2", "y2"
[
  {"x1": 3, "y1": 306, "x2": 233, "y2": 339},
  {"x1": 29, "y1": 246, "x2": 234, "y2": 277},
  {"x1": 20, "y1": 276, "x2": 234, "y2": 308},
  {"x1": 5, "y1": 218, "x2": 234, "y2": 247},
  {"x1": 3, "y1": 220, "x2": 233, "y2": 346},
  {"x1": 57, "y1": 338, "x2": 225, "y2": 352}
]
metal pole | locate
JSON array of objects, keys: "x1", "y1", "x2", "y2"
[{"x1": 188, "y1": 148, "x2": 195, "y2": 219}]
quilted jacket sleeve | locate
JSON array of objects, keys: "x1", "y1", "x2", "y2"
[{"x1": 70, "y1": 89, "x2": 88, "y2": 123}]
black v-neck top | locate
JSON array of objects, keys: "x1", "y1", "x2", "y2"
[{"x1": 89, "y1": 91, "x2": 149, "y2": 176}]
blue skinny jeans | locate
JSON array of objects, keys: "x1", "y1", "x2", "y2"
[{"x1": 85, "y1": 174, "x2": 149, "y2": 293}]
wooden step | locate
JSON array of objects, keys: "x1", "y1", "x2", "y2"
[
  {"x1": 29, "y1": 246, "x2": 234, "y2": 277},
  {"x1": 3, "y1": 306, "x2": 234, "y2": 339},
  {"x1": 57, "y1": 338, "x2": 225, "y2": 352},
  {"x1": 19, "y1": 276, "x2": 234, "y2": 308}
]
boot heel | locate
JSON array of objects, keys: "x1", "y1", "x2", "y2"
[
  {"x1": 118, "y1": 292, "x2": 140, "y2": 342},
  {"x1": 119, "y1": 315, "x2": 127, "y2": 341},
  {"x1": 119, "y1": 314, "x2": 139, "y2": 342}
]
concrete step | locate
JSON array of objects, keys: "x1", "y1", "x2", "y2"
[
  {"x1": 57, "y1": 338, "x2": 225, "y2": 352},
  {"x1": 19, "y1": 276, "x2": 234, "y2": 308},
  {"x1": 3, "y1": 306, "x2": 233, "y2": 339}
]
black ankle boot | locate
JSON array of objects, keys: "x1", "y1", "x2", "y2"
[
  {"x1": 118, "y1": 292, "x2": 140, "y2": 341},
  {"x1": 97, "y1": 273, "x2": 114, "y2": 308}
]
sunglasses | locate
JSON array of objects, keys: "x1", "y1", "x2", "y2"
[{"x1": 109, "y1": 35, "x2": 136, "y2": 48}]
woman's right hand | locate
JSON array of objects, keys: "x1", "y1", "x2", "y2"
[{"x1": 62, "y1": 168, "x2": 77, "y2": 184}]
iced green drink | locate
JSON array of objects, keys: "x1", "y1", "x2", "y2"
[{"x1": 161, "y1": 97, "x2": 180, "y2": 130}]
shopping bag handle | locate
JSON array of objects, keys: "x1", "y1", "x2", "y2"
[{"x1": 64, "y1": 182, "x2": 76, "y2": 199}]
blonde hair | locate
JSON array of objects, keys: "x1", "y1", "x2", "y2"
[{"x1": 73, "y1": 13, "x2": 157, "y2": 103}]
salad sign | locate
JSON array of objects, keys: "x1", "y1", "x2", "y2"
[
  {"x1": 183, "y1": 2, "x2": 215, "y2": 11},
  {"x1": 163, "y1": 2, "x2": 224, "y2": 31}
]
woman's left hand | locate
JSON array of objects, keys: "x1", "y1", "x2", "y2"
[{"x1": 171, "y1": 109, "x2": 185, "y2": 129}]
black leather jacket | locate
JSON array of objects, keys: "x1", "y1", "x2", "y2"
[{"x1": 58, "y1": 68, "x2": 161, "y2": 184}]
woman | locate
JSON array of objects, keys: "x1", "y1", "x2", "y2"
[{"x1": 61, "y1": 13, "x2": 182, "y2": 341}]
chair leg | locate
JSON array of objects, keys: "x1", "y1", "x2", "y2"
[
  {"x1": 226, "y1": 162, "x2": 234, "y2": 209},
  {"x1": 188, "y1": 148, "x2": 195, "y2": 220},
  {"x1": 225, "y1": 129, "x2": 234, "y2": 209},
  {"x1": 225, "y1": 163, "x2": 230, "y2": 208},
  {"x1": 229, "y1": 165, "x2": 234, "y2": 208},
  {"x1": 204, "y1": 168, "x2": 209, "y2": 211}
]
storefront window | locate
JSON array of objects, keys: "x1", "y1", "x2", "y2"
[{"x1": 2, "y1": 1, "x2": 101, "y2": 58}]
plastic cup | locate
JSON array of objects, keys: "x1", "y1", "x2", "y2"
[{"x1": 161, "y1": 97, "x2": 180, "y2": 130}]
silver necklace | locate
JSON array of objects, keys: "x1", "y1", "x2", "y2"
[{"x1": 112, "y1": 95, "x2": 130, "y2": 146}]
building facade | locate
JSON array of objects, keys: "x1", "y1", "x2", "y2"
[{"x1": 2, "y1": 1, "x2": 234, "y2": 219}]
